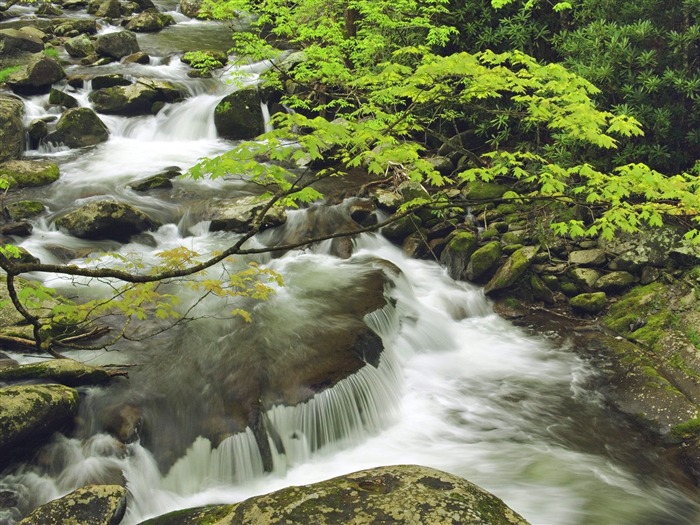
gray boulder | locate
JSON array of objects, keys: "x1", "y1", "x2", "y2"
[
  {"x1": 0, "y1": 28, "x2": 44, "y2": 55},
  {"x1": 89, "y1": 78, "x2": 184, "y2": 115},
  {"x1": 214, "y1": 86, "x2": 265, "y2": 140},
  {"x1": 126, "y1": 12, "x2": 175, "y2": 32},
  {"x1": 94, "y1": 0, "x2": 121, "y2": 17},
  {"x1": 569, "y1": 248, "x2": 607, "y2": 267},
  {"x1": 18, "y1": 485, "x2": 127, "y2": 525},
  {"x1": 208, "y1": 195, "x2": 287, "y2": 233},
  {"x1": 139, "y1": 464, "x2": 530, "y2": 525},
  {"x1": 0, "y1": 95, "x2": 24, "y2": 162},
  {"x1": 7, "y1": 55, "x2": 65, "y2": 95},
  {"x1": 45, "y1": 107, "x2": 110, "y2": 148},
  {"x1": 0, "y1": 160, "x2": 59, "y2": 188},
  {"x1": 95, "y1": 30, "x2": 140, "y2": 60},
  {"x1": 595, "y1": 271, "x2": 636, "y2": 293},
  {"x1": 56, "y1": 199, "x2": 160, "y2": 241},
  {"x1": 0, "y1": 384, "x2": 78, "y2": 456}
]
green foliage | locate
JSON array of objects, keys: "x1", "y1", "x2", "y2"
[
  {"x1": 182, "y1": 50, "x2": 226, "y2": 74},
  {"x1": 43, "y1": 45, "x2": 59, "y2": 59},
  {"x1": 0, "y1": 66, "x2": 22, "y2": 84}
]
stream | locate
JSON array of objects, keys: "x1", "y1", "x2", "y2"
[{"x1": 1, "y1": 4, "x2": 700, "y2": 525}]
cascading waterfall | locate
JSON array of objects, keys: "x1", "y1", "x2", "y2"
[{"x1": 1, "y1": 5, "x2": 700, "y2": 525}]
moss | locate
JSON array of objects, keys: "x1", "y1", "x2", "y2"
[
  {"x1": 5, "y1": 200, "x2": 45, "y2": 220},
  {"x1": 484, "y1": 245, "x2": 539, "y2": 294},
  {"x1": 479, "y1": 227, "x2": 500, "y2": 241},
  {"x1": 466, "y1": 241, "x2": 501, "y2": 281},
  {"x1": 603, "y1": 282, "x2": 669, "y2": 346},
  {"x1": 0, "y1": 66, "x2": 22, "y2": 84},
  {"x1": 569, "y1": 292, "x2": 607, "y2": 313},
  {"x1": 671, "y1": 417, "x2": 700, "y2": 439},
  {"x1": 462, "y1": 181, "x2": 508, "y2": 201}
]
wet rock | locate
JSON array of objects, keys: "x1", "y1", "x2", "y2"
[
  {"x1": 140, "y1": 465, "x2": 530, "y2": 525},
  {"x1": 440, "y1": 230, "x2": 478, "y2": 280},
  {"x1": 49, "y1": 17, "x2": 98, "y2": 36},
  {"x1": 130, "y1": 173, "x2": 174, "y2": 191},
  {"x1": 484, "y1": 245, "x2": 539, "y2": 295},
  {"x1": 48, "y1": 87, "x2": 78, "y2": 108},
  {"x1": 55, "y1": 199, "x2": 160, "y2": 242},
  {"x1": 5, "y1": 200, "x2": 45, "y2": 221},
  {"x1": 89, "y1": 78, "x2": 184, "y2": 115},
  {"x1": 45, "y1": 107, "x2": 110, "y2": 148},
  {"x1": 0, "y1": 160, "x2": 59, "y2": 188},
  {"x1": 0, "y1": 28, "x2": 44, "y2": 55},
  {"x1": 126, "y1": 12, "x2": 175, "y2": 32},
  {"x1": 122, "y1": 51, "x2": 150, "y2": 64},
  {"x1": 529, "y1": 274, "x2": 555, "y2": 303},
  {"x1": 466, "y1": 241, "x2": 501, "y2": 282},
  {"x1": 568, "y1": 248, "x2": 607, "y2": 267},
  {"x1": 594, "y1": 271, "x2": 636, "y2": 293},
  {"x1": 101, "y1": 403, "x2": 143, "y2": 443},
  {"x1": 7, "y1": 55, "x2": 65, "y2": 95},
  {"x1": 18, "y1": 484, "x2": 127, "y2": 525},
  {"x1": 214, "y1": 86, "x2": 265, "y2": 140},
  {"x1": 0, "y1": 384, "x2": 78, "y2": 460},
  {"x1": 208, "y1": 195, "x2": 287, "y2": 233},
  {"x1": 569, "y1": 292, "x2": 607, "y2": 313},
  {"x1": 64, "y1": 33, "x2": 96, "y2": 57},
  {"x1": 91, "y1": 73, "x2": 131, "y2": 90},
  {"x1": 381, "y1": 214, "x2": 421, "y2": 244},
  {"x1": 0, "y1": 95, "x2": 24, "y2": 162},
  {"x1": 36, "y1": 2, "x2": 62, "y2": 15},
  {"x1": 95, "y1": 30, "x2": 140, "y2": 60},
  {"x1": 0, "y1": 358, "x2": 116, "y2": 387}
]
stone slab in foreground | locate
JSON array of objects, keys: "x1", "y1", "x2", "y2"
[{"x1": 140, "y1": 464, "x2": 530, "y2": 525}]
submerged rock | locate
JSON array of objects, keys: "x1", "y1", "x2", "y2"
[
  {"x1": 139, "y1": 464, "x2": 530, "y2": 525},
  {"x1": 55, "y1": 199, "x2": 160, "y2": 242},
  {"x1": 18, "y1": 484, "x2": 127, "y2": 525}
]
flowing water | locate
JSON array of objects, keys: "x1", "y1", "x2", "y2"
[{"x1": 1, "y1": 6, "x2": 700, "y2": 525}]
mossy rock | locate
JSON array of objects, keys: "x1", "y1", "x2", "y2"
[
  {"x1": 484, "y1": 245, "x2": 539, "y2": 295},
  {"x1": 603, "y1": 282, "x2": 671, "y2": 347},
  {"x1": 440, "y1": 230, "x2": 478, "y2": 280},
  {"x1": 594, "y1": 271, "x2": 636, "y2": 293},
  {"x1": 530, "y1": 274, "x2": 555, "y2": 303},
  {"x1": 5, "y1": 200, "x2": 45, "y2": 221},
  {"x1": 18, "y1": 484, "x2": 126, "y2": 525},
  {"x1": 0, "y1": 383, "x2": 78, "y2": 455},
  {"x1": 382, "y1": 214, "x2": 422, "y2": 244},
  {"x1": 0, "y1": 160, "x2": 59, "y2": 188},
  {"x1": 140, "y1": 465, "x2": 530, "y2": 525},
  {"x1": 569, "y1": 292, "x2": 607, "y2": 313},
  {"x1": 56, "y1": 199, "x2": 160, "y2": 242},
  {"x1": 466, "y1": 241, "x2": 501, "y2": 282},
  {"x1": 479, "y1": 227, "x2": 500, "y2": 242},
  {"x1": 214, "y1": 86, "x2": 265, "y2": 140},
  {"x1": 568, "y1": 267, "x2": 600, "y2": 290},
  {"x1": 462, "y1": 181, "x2": 508, "y2": 202},
  {"x1": 0, "y1": 358, "x2": 115, "y2": 387},
  {"x1": 0, "y1": 95, "x2": 24, "y2": 162},
  {"x1": 45, "y1": 107, "x2": 109, "y2": 148}
]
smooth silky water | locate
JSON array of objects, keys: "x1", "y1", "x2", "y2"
[{"x1": 0, "y1": 7, "x2": 699, "y2": 525}]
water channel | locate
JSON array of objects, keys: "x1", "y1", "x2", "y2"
[{"x1": 1, "y1": 3, "x2": 700, "y2": 524}]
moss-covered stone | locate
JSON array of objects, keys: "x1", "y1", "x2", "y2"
[
  {"x1": 484, "y1": 245, "x2": 539, "y2": 295},
  {"x1": 56, "y1": 199, "x2": 160, "y2": 242},
  {"x1": 0, "y1": 160, "x2": 59, "y2": 188},
  {"x1": 479, "y1": 227, "x2": 500, "y2": 241},
  {"x1": 603, "y1": 283, "x2": 671, "y2": 347},
  {"x1": 140, "y1": 465, "x2": 530, "y2": 525},
  {"x1": 45, "y1": 107, "x2": 110, "y2": 148},
  {"x1": 0, "y1": 95, "x2": 24, "y2": 162},
  {"x1": 18, "y1": 484, "x2": 126, "y2": 525},
  {"x1": 530, "y1": 274, "x2": 555, "y2": 303},
  {"x1": 5, "y1": 200, "x2": 45, "y2": 221},
  {"x1": 569, "y1": 292, "x2": 607, "y2": 313},
  {"x1": 440, "y1": 231, "x2": 478, "y2": 280},
  {"x1": 594, "y1": 271, "x2": 636, "y2": 293},
  {"x1": 462, "y1": 181, "x2": 509, "y2": 202},
  {"x1": 382, "y1": 214, "x2": 422, "y2": 244},
  {"x1": 466, "y1": 242, "x2": 501, "y2": 282},
  {"x1": 568, "y1": 267, "x2": 600, "y2": 290},
  {"x1": 0, "y1": 384, "x2": 78, "y2": 454},
  {"x1": 214, "y1": 86, "x2": 265, "y2": 140},
  {"x1": 0, "y1": 358, "x2": 114, "y2": 387}
]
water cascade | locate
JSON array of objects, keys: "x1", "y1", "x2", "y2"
[{"x1": 0, "y1": 5, "x2": 699, "y2": 525}]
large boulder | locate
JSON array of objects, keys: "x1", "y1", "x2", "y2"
[
  {"x1": 7, "y1": 55, "x2": 65, "y2": 95},
  {"x1": 0, "y1": 160, "x2": 59, "y2": 188},
  {"x1": 45, "y1": 107, "x2": 110, "y2": 148},
  {"x1": 0, "y1": 28, "x2": 44, "y2": 56},
  {"x1": 0, "y1": 384, "x2": 78, "y2": 460},
  {"x1": 140, "y1": 465, "x2": 530, "y2": 525},
  {"x1": 95, "y1": 30, "x2": 140, "y2": 60},
  {"x1": 89, "y1": 78, "x2": 185, "y2": 115},
  {"x1": 466, "y1": 241, "x2": 501, "y2": 282},
  {"x1": 50, "y1": 17, "x2": 98, "y2": 36},
  {"x1": 125, "y1": 12, "x2": 176, "y2": 32},
  {"x1": 214, "y1": 86, "x2": 265, "y2": 140},
  {"x1": 0, "y1": 95, "x2": 24, "y2": 162},
  {"x1": 208, "y1": 195, "x2": 287, "y2": 233},
  {"x1": 440, "y1": 230, "x2": 478, "y2": 280},
  {"x1": 55, "y1": 199, "x2": 160, "y2": 242},
  {"x1": 0, "y1": 359, "x2": 115, "y2": 387},
  {"x1": 18, "y1": 485, "x2": 127, "y2": 525}
]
